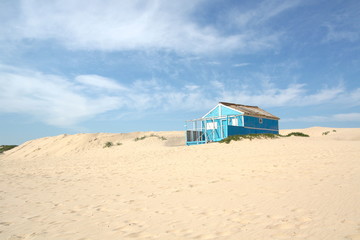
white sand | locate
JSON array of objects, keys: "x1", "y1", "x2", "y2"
[{"x1": 1, "y1": 127, "x2": 360, "y2": 240}]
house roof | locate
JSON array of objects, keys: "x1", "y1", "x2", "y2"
[{"x1": 219, "y1": 102, "x2": 280, "y2": 120}]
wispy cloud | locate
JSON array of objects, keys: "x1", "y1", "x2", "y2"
[
  {"x1": 233, "y1": 63, "x2": 250, "y2": 67},
  {"x1": 321, "y1": 2, "x2": 360, "y2": 43},
  {"x1": 75, "y1": 75, "x2": 128, "y2": 91},
  {"x1": 207, "y1": 61, "x2": 221, "y2": 65},
  {"x1": 231, "y1": 0, "x2": 301, "y2": 27},
  {"x1": 211, "y1": 80, "x2": 357, "y2": 108},
  {"x1": 1, "y1": 64, "x2": 359, "y2": 128},
  {"x1": 0, "y1": 0, "x2": 302, "y2": 54},
  {"x1": 283, "y1": 113, "x2": 360, "y2": 123},
  {"x1": 0, "y1": 65, "x2": 123, "y2": 127},
  {"x1": 324, "y1": 24, "x2": 359, "y2": 43}
]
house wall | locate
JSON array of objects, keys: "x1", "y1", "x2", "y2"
[
  {"x1": 228, "y1": 126, "x2": 279, "y2": 136},
  {"x1": 243, "y1": 116, "x2": 279, "y2": 132},
  {"x1": 228, "y1": 115, "x2": 244, "y2": 127},
  {"x1": 204, "y1": 118, "x2": 227, "y2": 142}
]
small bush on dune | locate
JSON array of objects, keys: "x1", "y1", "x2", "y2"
[
  {"x1": 0, "y1": 145, "x2": 18, "y2": 153},
  {"x1": 103, "y1": 142, "x2": 122, "y2": 148},
  {"x1": 103, "y1": 141, "x2": 114, "y2": 148},
  {"x1": 286, "y1": 132, "x2": 309, "y2": 137},
  {"x1": 219, "y1": 132, "x2": 309, "y2": 144},
  {"x1": 149, "y1": 134, "x2": 167, "y2": 140},
  {"x1": 219, "y1": 133, "x2": 280, "y2": 144},
  {"x1": 322, "y1": 130, "x2": 337, "y2": 136},
  {"x1": 134, "y1": 134, "x2": 167, "y2": 142},
  {"x1": 134, "y1": 136, "x2": 147, "y2": 141}
]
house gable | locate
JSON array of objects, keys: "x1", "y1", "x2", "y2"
[
  {"x1": 203, "y1": 104, "x2": 220, "y2": 118},
  {"x1": 219, "y1": 104, "x2": 243, "y2": 116},
  {"x1": 203, "y1": 103, "x2": 242, "y2": 118}
]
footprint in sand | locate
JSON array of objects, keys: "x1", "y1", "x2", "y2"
[
  {"x1": 8, "y1": 236, "x2": 23, "y2": 240},
  {"x1": 267, "y1": 222, "x2": 296, "y2": 230},
  {"x1": 291, "y1": 208, "x2": 306, "y2": 214},
  {"x1": 296, "y1": 215, "x2": 313, "y2": 230},
  {"x1": 197, "y1": 234, "x2": 221, "y2": 239},
  {"x1": 27, "y1": 215, "x2": 41, "y2": 220},
  {"x1": 125, "y1": 231, "x2": 145, "y2": 238},
  {"x1": 271, "y1": 233, "x2": 291, "y2": 239},
  {"x1": 0, "y1": 222, "x2": 11, "y2": 226},
  {"x1": 346, "y1": 234, "x2": 360, "y2": 240},
  {"x1": 268, "y1": 215, "x2": 285, "y2": 220}
]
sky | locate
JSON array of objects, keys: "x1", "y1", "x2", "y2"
[{"x1": 0, "y1": 0, "x2": 359, "y2": 144}]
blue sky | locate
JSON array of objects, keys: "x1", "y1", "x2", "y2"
[{"x1": 0, "y1": 0, "x2": 359, "y2": 144}]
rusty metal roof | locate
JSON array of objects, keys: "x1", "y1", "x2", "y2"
[{"x1": 219, "y1": 102, "x2": 280, "y2": 120}]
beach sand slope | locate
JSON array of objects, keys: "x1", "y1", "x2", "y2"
[{"x1": 1, "y1": 127, "x2": 359, "y2": 240}]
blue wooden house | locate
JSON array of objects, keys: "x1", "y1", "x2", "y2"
[{"x1": 185, "y1": 102, "x2": 280, "y2": 145}]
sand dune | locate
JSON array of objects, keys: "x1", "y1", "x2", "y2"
[{"x1": 1, "y1": 127, "x2": 360, "y2": 240}]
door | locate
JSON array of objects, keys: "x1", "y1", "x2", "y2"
[{"x1": 221, "y1": 119, "x2": 227, "y2": 139}]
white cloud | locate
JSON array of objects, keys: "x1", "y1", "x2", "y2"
[
  {"x1": 232, "y1": 0, "x2": 301, "y2": 27},
  {"x1": 216, "y1": 83, "x2": 349, "y2": 108},
  {"x1": 75, "y1": 75, "x2": 127, "y2": 91},
  {"x1": 322, "y1": 4, "x2": 360, "y2": 44},
  {"x1": 1, "y1": 64, "x2": 359, "y2": 128},
  {"x1": 207, "y1": 61, "x2": 221, "y2": 65},
  {"x1": 0, "y1": 65, "x2": 123, "y2": 127},
  {"x1": 333, "y1": 113, "x2": 360, "y2": 122},
  {"x1": 283, "y1": 113, "x2": 360, "y2": 123},
  {"x1": 324, "y1": 24, "x2": 359, "y2": 42},
  {"x1": 301, "y1": 86, "x2": 345, "y2": 106},
  {"x1": 233, "y1": 63, "x2": 250, "y2": 67},
  {"x1": 185, "y1": 85, "x2": 200, "y2": 91},
  {"x1": 0, "y1": 0, "x2": 301, "y2": 54}
]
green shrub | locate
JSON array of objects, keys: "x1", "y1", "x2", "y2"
[
  {"x1": 219, "y1": 133, "x2": 280, "y2": 144},
  {"x1": 286, "y1": 132, "x2": 310, "y2": 137},
  {"x1": 219, "y1": 132, "x2": 309, "y2": 144},
  {"x1": 134, "y1": 136, "x2": 147, "y2": 141},
  {"x1": 103, "y1": 141, "x2": 114, "y2": 148},
  {"x1": 0, "y1": 145, "x2": 18, "y2": 153},
  {"x1": 134, "y1": 134, "x2": 167, "y2": 141}
]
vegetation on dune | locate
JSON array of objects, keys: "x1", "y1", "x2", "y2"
[
  {"x1": 134, "y1": 134, "x2": 167, "y2": 142},
  {"x1": 322, "y1": 130, "x2": 337, "y2": 136},
  {"x1": 103, "y1": 141, "x2": 123, "y2": 148},
  {"x1": 0, "y1": 145, "x2": 18, "y2": 153},
  {"x1": 134, "y1": 136, "x2": 146, "y2": 141},
  {"x1": 219, "y1": 134, "x2": 280, "y2": 144},
  {"x1": 103, "y1": 141, "x2": 114, "y2": 148},
  {"x1": 219, "y1": 132, "x2": 309, "y2": 144},
  {"x1": 286, "y1": 132, "x2": 310, "y2": 137}
]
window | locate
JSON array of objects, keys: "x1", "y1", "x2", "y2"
[
  {"x1": 231, "y1": 118, "x2": 238, "y2": 126},
  {"x1": 259, "y1": 118, "x2": 263, "y2": 124},
  {"x1": 206, "y1": 122, "x2": 218, "y2": 129}
]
